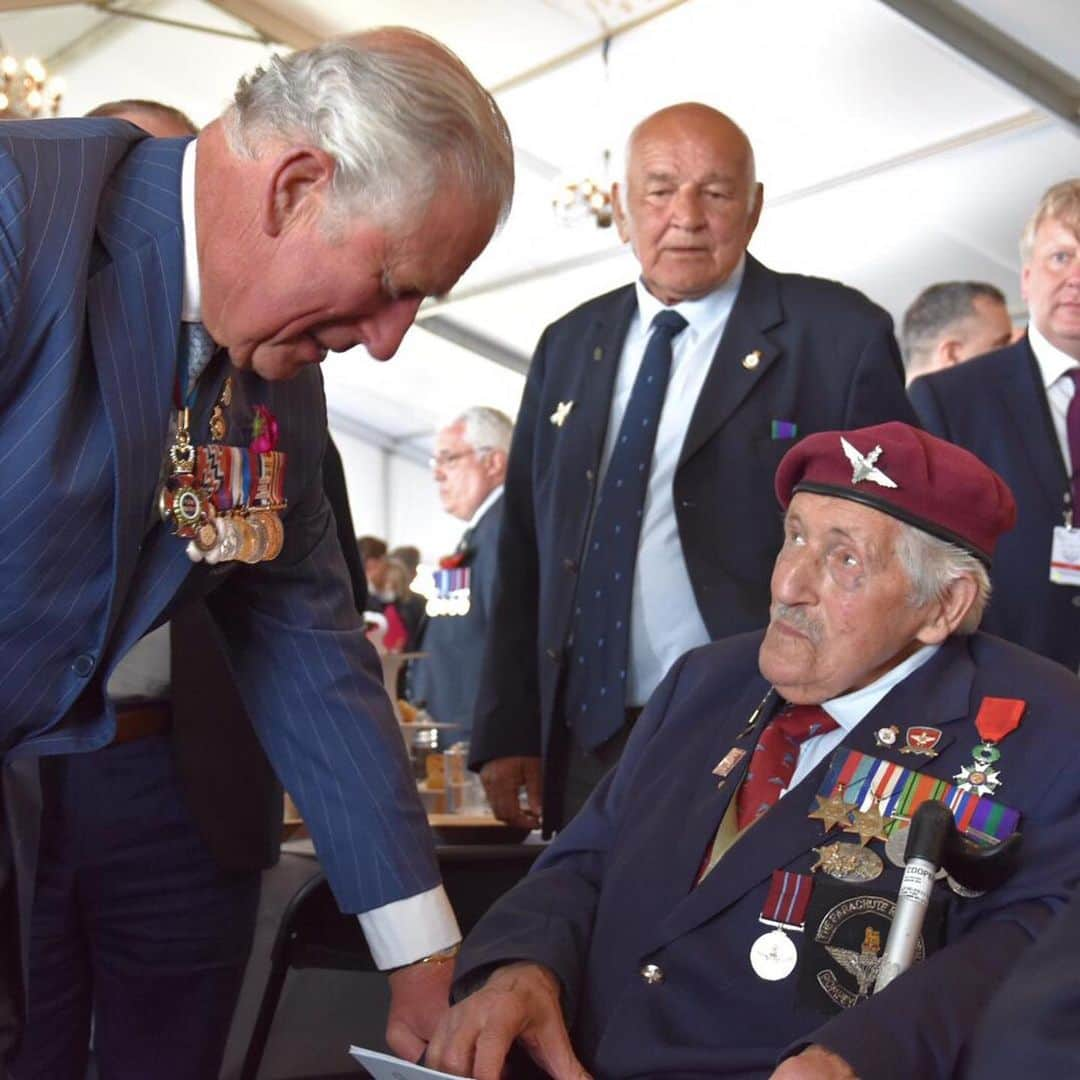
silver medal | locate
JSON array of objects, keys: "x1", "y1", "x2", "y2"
[
  {"x1": 749, "y1": 928, "x2": 798, "y2": 981},
  {"x1": 884, "y1": 824, "x2": 947, "y2": 878}
]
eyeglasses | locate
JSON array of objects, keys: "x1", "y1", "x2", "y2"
[{"x1": 428, "y1": 446, "x2": 491, "y2": 471}]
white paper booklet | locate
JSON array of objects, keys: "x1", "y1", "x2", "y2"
[{"x1": 348, "y1": 1045, "x2": 474, "y2": 1080}]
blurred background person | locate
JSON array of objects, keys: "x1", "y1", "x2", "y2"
[
  {"x1": 910, "y1": 179, "x2": 1080, "y2": 673},
  {"x1": 901, "y1": 280, "x2": 1013, "y2": 383},
  {"x1": 410, "y1": 407, "x2": 512, "y2": 739},
  {"x1": 358, "y1": 535, "x2": 391, "y2": 604}
]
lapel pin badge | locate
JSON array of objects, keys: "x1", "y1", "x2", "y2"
[
  {"x1": 742, "y1": 349, "x2": 762, "y2": 370},
  {"x1": 712, "y1": 747, "x2": 747, "y2": 786},
  {"x1": 550, "y1": 400, "x2": 574, "y2": 427}
]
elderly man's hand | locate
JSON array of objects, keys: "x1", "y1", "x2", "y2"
[
  {"x1": 480, "y1": 756, "x2": 542, "y2": 829},
  {"x1": 424, "y1": 961, "x2": 591, "y2": 1080},
  {"x1": 770, "y1": 1045, "x2": 859, "y2": 1080},
  {"x1": 385, "y1": 957, "x2": 456, "y2": 1062}
]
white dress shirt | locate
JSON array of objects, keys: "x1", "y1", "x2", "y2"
[
  {"x1": 178, "y1": 140, "x2": 457, "y2": 968},
  {"x1": 599, "y1": 262, "x2": 745, "y2": 706},
  {"x1": 1029, "y1": 322, "x2": 1078, "y2": 497},
  {"x1": 783, "y1": 643, "x2": 941, "y2": 796}
]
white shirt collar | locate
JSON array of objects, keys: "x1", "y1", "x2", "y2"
[
  {"x1": 633, "y1": 255, "x2": 746, "y2": 341},
  {"x1": 466, "y1": 485, "x2": 503, "y2": 530},
  {"x1": 819, "y1": 643, "x2": 941, "y2": 734},
  {"x1": 180, "y1": 138, "x2": 201, "y2": 323},
  {"x1": 1028, "y1": 322, "x2": 1078, "y2": 389}
]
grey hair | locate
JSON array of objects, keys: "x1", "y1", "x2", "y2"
[
  {"x1": 449, "y1": 405, "x2": 513, "y2": 456},
  {"x1": 894, "y1": 522, "x2": 991, "y2": 635},
  {"x1": 900, "y1": 281, "x2": 1007, "y2": 373},
  {"x1": 227, "y1": 30, "x2": 513, "y2": 229},
  {"x1": 1020, "y1": 178, "x2": 1080, "y2": 263}
]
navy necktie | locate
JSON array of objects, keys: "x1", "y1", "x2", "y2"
[{"x1": 563, "y1": 308, "x2": 688, "y2": 750}]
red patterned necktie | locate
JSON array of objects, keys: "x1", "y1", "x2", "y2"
[{"x1": 735, "y1": 705, "x2": 838, "y2": 830}]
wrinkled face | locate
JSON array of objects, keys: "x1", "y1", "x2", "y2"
[
  {"x1": 205, "y1": 187, "x2": 499, "y2": 381},
  {"x1": 1022, "y1": 216, "x2": 1080, "y2": 360},
  {"x1": 613, "y1": 109, "x2": 762, "y2": 305},
  {"x1": 431, "y1": 421, "x2": 498, "y2": 521},
  {"x1": 758, "y1": 494, "x2": 941, "y2": 703},
  {"x1": 956, "y1": 295, "x2": 1014, "y2": 362}
]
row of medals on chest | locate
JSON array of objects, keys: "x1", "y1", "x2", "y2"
[
  {"x1": 805, "y1": 756, "x2": 997, "y2": 898},
  {"x1": 158, "y1": 379, "x2": 284, "y2": 564}
]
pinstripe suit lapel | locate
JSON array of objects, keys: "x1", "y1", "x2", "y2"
[{"x1": 86, "y1": 137, "x2": 186, "y2": 638}]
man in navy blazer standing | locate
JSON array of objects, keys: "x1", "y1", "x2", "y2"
[
  {"x1": 470, "y1": 103, "x2": 917, "y2": 835},
  {"x1": 0, "y1": 28, "x2": 513, "y2": 1077},
  {"x1": 910, "y1": 179, "x2": 1080, "y2": 673}
]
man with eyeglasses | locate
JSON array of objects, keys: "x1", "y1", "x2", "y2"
[{"x1": 411, "y1": 407, "x2": 513, "y2": 740}]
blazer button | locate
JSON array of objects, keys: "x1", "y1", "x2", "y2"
[
  {"x1": 585, "y1": 468, "x2": 595, "y2": 483},
  {"x1": 71, "y1": 653, "x2": 95, "y2": 678},
  {"x1": 562, "y1": 557, "x2": 577, "y2": 574},
  {"x1": 640, "y1": 963, "x2": 664, "y2": 985}
]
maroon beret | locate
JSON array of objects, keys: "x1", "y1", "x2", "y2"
[{"x1": 774, "y1": 422, "x2": 1016, "y2": 564}]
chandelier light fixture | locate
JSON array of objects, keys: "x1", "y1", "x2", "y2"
[
  {"x1": 0, "y1": 46, "x2": 64, "y2": 119},
  {"x1": 551, "y1": 35, "x2": 615, "y2": 229},
  {"x1": 553, "y1": 161, "x2": 614, "y2": 229}
]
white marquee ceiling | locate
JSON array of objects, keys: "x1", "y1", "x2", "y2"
[{"x1": 2, "y1": 0, "x2": 1077, "y2": 464}]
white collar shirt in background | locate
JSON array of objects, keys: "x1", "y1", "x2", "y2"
[{"x1": 1029, "y1": 322, "x2": 1079, "y2": 484}]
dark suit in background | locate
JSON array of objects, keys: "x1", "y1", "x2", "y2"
[
  {"x1": 910, "y1": 337, "x2": 1080, "y2": 672},
  {"x1": 411, "y1": 497, "x2": 503, "y2": 739},
  {"x1": 963, "y1": 880, "x2": 1080, "y2": 1078},
  {"x1": 471, "y1": 255, "x2": 917, "y2": 829}
]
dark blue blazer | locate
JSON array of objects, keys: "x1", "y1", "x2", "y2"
[
  {"x1": 456, "y1": 632, "x2": 1080, "y2": 1078},
  {"x1": 964, "y1": 880, "x2": 1080, "y2": 1078},
  {"x1": 0, "y1": 122, "x2": 437, "y2": 921},
  {"x1": 470, "y1": 258, "x2": 917, "y2": 823},
  {"x1": 909, "y1": 337, "x2": 1080, "y2": 672},
  {"x1": 411, "y1": 496, "x2": 503, "y2": 739}
]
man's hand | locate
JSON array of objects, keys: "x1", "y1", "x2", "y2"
[
  {"x1": 385, "y1": 957, "x2": 456, "y2": 1062},
  {"x1": 425, "y1": 962, "x2": 591, "y2": 1080},
  {"x1": 770, "y1": 1045, "x2": 859, "y2": 1080},
  {"x1": 480, "y1": 756, "x2": 542, "y2": 829}
]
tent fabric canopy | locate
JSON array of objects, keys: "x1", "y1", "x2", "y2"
[{"x1": 2, "y1": 0, "x2": 1077, "y2": 551}]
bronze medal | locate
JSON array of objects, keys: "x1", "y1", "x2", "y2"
[
  {"x1": 232, "y1": 516, "x2": 259, "y2": 563},
  {"x1": 811, "y1": 843, "x2": 883, "y2": 884},
  {"x1": 258, "y1": 510, "x2": 284, "y2": 560}
]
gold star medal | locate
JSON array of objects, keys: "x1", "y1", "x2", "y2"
[
  {"x1": 808, "y1": 789, "x2": 852, "y2": 834},
  {"x1": 844, "y1": 805, "x2": 892, "y2": 847}
]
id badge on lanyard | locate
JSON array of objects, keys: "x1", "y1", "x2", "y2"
[{"x1": 1050, "y1": 495, "x2": 1080, "y2": 586}]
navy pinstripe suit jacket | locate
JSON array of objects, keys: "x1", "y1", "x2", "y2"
[{"x1": 0, "y1": 119, "x2": 438, "y2": 915}]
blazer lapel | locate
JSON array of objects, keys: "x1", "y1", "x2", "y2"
[
  {"x1": 86, "y1": 137, "x2": 187, "y2": 639},
  {"x1": 561, "y1": 287, "x2": 637, "y2": 482},
  {"x1": 646, "y1": 640, "x2": 975, "y2": 952},
  {"x1": 1001, "y1": 338, "x2": 1068, "y2": 515},
  {"x1": 678, "y1": 255, "x2": 784, "y2": 467}
]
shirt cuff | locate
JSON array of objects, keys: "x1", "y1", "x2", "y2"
[{"x1": 357, "y1": 885, "x2": 461, "y2": 970}]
